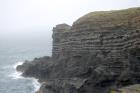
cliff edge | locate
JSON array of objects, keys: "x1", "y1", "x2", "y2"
[{"x1": 17, "y1": 7, "x2": 140, "y2": 93}]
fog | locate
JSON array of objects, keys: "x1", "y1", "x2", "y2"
[{"x1": 0, "y1": 0, "x2": 140, "y2": 51}]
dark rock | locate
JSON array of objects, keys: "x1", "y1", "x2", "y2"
[{"x1": 17, "y1": 7, "x2": 140, "y2": 93}]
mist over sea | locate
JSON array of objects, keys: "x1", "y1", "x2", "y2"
[{"x1": 0, "y1": 30, "x2": 52, "y2": 93}]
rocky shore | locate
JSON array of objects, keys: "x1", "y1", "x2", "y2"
[{"x1": 17, "y1": 7, "x2": 140, "y2": 93}]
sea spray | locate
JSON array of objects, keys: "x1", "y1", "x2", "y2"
[
  {"x1": 9, "y1": 61, "x2": 41, "y2": 92},
  {"x1": 32, "y1": 78, "x2": 41, "y2": 92},
  {"x1": 9, "y1": 61, "x2": 24, "y2": 79},
  {"x1": 13, "y1": 61, "x2": 24, "y2": 69}
]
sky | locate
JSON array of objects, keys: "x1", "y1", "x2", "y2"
[
  {"x1": 0, "y1": 0, "x2": 140, "y2": 31},
  {"x1": 0, "y1": 0, "x2": 140, "y2": 51}
]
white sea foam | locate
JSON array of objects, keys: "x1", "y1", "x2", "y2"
[
  {"x1": 2, "y1": 61, "x2": 23, "y2": 69},
  {"x1": 13, "y1": 61, "x2": 24, "y2": 69},
  {"x1": 10, "y1": 61, "x2": 41, "y2": 92},
  {"x1": 21, "y1": 77, "x2": 41, "y2": 93},
  {"x1": 32, "y1": 78, "x2": 41, "y2": 92},
  {"x1": 9, "y1": 61, "x2": 24, "y2": 79},
  {"x1": 9, "y1": 71, "x2": 23, "y2": 79}
]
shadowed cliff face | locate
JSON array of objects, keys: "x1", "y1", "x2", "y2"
[{"x1": 17, "y1": 7, "x2": 140, "y2": 93}]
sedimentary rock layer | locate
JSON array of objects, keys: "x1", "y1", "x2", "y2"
[
  {"x1": 17, "y1": 7, "x2": 140, "y2": 93},
  {"x1": 53, "y1": 8, "x2": 140, "y2": 58},
  {"x1": 52, "y1": 8, "x2": 140, "y2": 76}
]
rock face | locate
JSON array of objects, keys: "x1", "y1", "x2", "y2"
[
  {"x1": 17, "y1": 7, "x2": 140, "y2": 93},
  {"x1": 112, "y1": 84, "x2": 140, "y2": 93}
]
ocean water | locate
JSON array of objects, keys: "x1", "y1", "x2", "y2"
[{"x1": 0, "y1": 45, "x2": 51, "y2": 93}]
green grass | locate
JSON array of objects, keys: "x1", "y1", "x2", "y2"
[{"x1": 74, "y1": 7, "x2": 140, "y2": 27}]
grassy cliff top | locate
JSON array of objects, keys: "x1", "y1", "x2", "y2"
[{"x1": 73, "y1": 7, "x2": 140, "y2": 28}]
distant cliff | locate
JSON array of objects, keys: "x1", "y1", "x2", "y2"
[{"x1": 17, "y1": 7, "x2": 140, "y2": 93}]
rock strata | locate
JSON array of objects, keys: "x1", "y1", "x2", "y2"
[{"x1": 17, "y1": 7, "x2": 140, "y2": 93}]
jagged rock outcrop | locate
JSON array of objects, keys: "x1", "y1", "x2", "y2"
[{"x1": 17, "y1": 7, "x2": 140, "y2": 93}]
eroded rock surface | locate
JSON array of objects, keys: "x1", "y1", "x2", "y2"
[
  {"x1": 112, "y1": 84, "x2": 140, "y2": 93},
  {"x1": 17, "y1": 7, "x2": 140, "y2": 93}
]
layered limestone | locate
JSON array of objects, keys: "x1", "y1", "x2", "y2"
[
  {"x1": 53, "y1": 8, "x2": 140, "y2": 56},
  {"x1": 17, "y1": 7, "x2": 140, "y2": 93},
  {"x1": 52, "y1": 7, "x2": 140, "y2": 74}
]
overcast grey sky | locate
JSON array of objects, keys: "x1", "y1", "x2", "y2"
[
  {"x1": 0, "y1": 0, "x2": 140, "y2": 47},
  {"x1": 0, "y1": 0, "x2": 140, "y2": 31}
]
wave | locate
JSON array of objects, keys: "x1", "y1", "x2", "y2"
[
  {"x1": 1, "y1": 61, "x2": 23, "y2": 70},
  {"x1": 31, "y1": 78, "x2": 41, "y2": 92},
  {"x1": 8, "y1": 61, "x2": 24, "y2": 79},
  {"x1": 9, "y1": 61, "x2": 41, "y2": 92},
  {"x1": 13, "y1": 61, "x2": 24, "y2": 69},
  {"x1": 9, "y1": 70, "x2": 23, "y2": 79}
]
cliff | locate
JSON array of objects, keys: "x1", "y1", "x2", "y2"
[{"x1": 17, "y1": 7, "x2": 140, "y2": 93}]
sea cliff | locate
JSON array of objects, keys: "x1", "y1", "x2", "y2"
[{"x1": 17, "y1": 7, "x2": 140, "y2": 93}]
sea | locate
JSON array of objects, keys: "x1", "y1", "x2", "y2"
[{"x1": 0, "y1": 31, "x2": 52, "y2": 93}]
